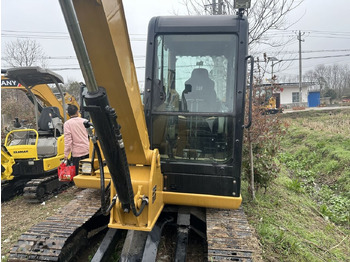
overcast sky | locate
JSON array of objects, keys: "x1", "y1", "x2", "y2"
[{"x1": 1, "y1": 0, "x2": 350, "y2": 85}]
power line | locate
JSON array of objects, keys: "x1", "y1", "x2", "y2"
[
  {"x1": 268, "y1": 49, "x2": 350, "y2": 55},
  {"x1": 304, "y1": 29, "x2": 350, "y2": 35},
  {"x1": 1, "y1": 34, "x2": 146, "y2": 42},
  {"x1": 307, "y1": 35, "x2": 350, "y2": 40},
  {"x1": 41, "y1": 55, "x2": 146, "y2": 59},
  {"x1": 268, "y1": 29, "x2": 350, "y2": 35},
  {"x1": 4, "y1": 53, "x2": 348, "y2": 70},
  {"x1": 1, "y1": 34, "x2": 69, "y2": 40},
  {"x1": 1, "y1": 34, "x2": 147, "y2": 42},
  {"x1": 2, "y1": 29, "x2": 146, "y2": 35},
  {"x1": 283, "y1": 53, "x2": 350, "y2": 61},
  {"x1": 288, "y1": 57, "x2": 350, "y2": 71},
  {"x1": 47, "y1": 65, "x2": 146, "y2": 71},
  {"x1": 44, "y1": 56, "x2": 77, "y2": 59},
  {"x1": 265, "y1": 29, "x2": 350, "y2": 40},
  {"x1": 1, "y1": 29, "x2": 147, "y2": 40},
  {"x1": 48, "y1": 53, "x2": 350, "y2": 71},
  {"x1": 8, "y1": 28, "x2": 350, "y2": 36}
]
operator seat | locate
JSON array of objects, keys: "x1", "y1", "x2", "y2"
[
  {"x1": 179, "y1": 69, "x2": 218, "y2": 157},
  {"x1": 183, "y1": 68, "x2": 217, "y2": 112},
  {"x1": 36, "y1": 106, "x2": 63, "y2": 157},
  {"x1": 38, "y1": 107, "x2": 63, "y2": 136}
]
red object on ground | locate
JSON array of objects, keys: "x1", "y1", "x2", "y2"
[{"x1": 58, "y1": 162, "x2": 76, "y2": 182}]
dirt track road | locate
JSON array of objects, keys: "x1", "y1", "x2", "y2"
[{"x1": 283, "y1": 105, "x2": 350, "y2": 113}]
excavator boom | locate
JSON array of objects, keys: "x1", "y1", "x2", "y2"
[
  {"x1": 66, "y1": 0, "x2": 152, "y2": 165},
  {"x1": 1, "y1": 75, "x2": 79, "y2": 120}
]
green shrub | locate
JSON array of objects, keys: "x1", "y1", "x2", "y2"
[{"x1": 286, "y1": 179, "x2": 304, "y2": 193}]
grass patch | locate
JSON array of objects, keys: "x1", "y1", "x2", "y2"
[
  {"x1": 285, "y1": 178, "x2": 304, "y2": 193},
  {"x1": 278, "y1": 109, "x2": 350, "y2": 226},
  {"x1": 242, "y1": 109, "x2": 350, "y2": 261},
  {"x1": 242, "y1": 172, "x2": 350, "y2": 261}
]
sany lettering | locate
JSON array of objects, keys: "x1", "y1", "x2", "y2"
[{"x1": 1, "y1": 80, "x2": 20, "y2": 87}]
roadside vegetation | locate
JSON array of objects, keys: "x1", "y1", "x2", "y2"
[{"x1": 242, "y1": 108, "x2": 350, "y2": 261}]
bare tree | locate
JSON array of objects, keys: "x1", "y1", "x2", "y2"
[
  {"x1": 179, "y1": 0, "x2": 303, "y2": 52},
  {"x1": 2, "y1": 39, "x2": 47, "y2": 68},
  {"x1": 1, "y1": 39, "x2": 48, "y2": 134},
  {"x1": 305, "y1": 64, "x2": 350, "y2": 98},
  {"x1": 304, "y1": 65, "x2": 329, "y2": 91}
]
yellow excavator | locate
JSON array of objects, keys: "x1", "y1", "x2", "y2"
[
  {"x1": 8, "y1": 0, "x2": 255, "y2": 261},
  {"x1": 257, "y1": 86, "x2": 283, "y2": 114},
  {"x1": 1, "y1": 67, "x2": 79, "y2": 202},
  {"x1": 260, "y1": 95, "x2": 283, "y2": 114}
]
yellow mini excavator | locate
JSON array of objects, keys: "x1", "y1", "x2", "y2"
[
  {"x1": 8, "y1": 0, "x2": 255, "y2": 261},
  {"x1": 261, "y1": 94, "x2": 283, "y2": 114},
  {"x1": 1, "y1": 67, "x2": 78, "y2": 202}
]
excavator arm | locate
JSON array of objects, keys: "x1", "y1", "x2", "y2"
[
  {"x1": 60, "y1": 0, "x2": 163, "y2": 231},
  {"x1": 1, "y1": 75, "x2": 79, "y2": 120}
]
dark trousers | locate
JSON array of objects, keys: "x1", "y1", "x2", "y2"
[{"x1": 72, "y1": 154, "x2": 89, "y2": 175}]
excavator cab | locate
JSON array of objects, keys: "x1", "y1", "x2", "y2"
[{"x1": 143, "y1": 16, "x2": 248, "y2": 198}]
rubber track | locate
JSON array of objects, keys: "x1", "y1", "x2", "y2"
[
  {"x1": 23, "y1": 174, "x2": 73, "y2": 203},
  {"x1": 207, "y1": 207, "x2": 257, "y2": 262},
  {"x1": 2, "y1": 179, "x2": 29, "y2": 202},
  {"x1": 8, "y1": 189, "x2": 101, "y2": 262}
]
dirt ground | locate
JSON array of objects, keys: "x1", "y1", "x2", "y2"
[
  {"x1": 1, "y1": 187, "x2": 262, "y2": 261},
  {"x1": 1, "y1": 186, "x2": 81, "y2": 259}
]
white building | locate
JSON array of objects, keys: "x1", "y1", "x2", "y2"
[
  {"x1": 277, "y1": 83, "x2": 310, "y2": 108},
  {"x1": 258, "y1": 82, "x2": 320, "y2": 109}
]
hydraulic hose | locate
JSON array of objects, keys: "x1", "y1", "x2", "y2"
[
  {"x1": 85, "y1": 121, "x2": 116, "y2": 216},
  {"x1": 106, "y1": 107, "x2": 148, "y2": 217},
  {"x1": 84, "y1": 120, "x2": 147, "y2": 217},
  {"x1": 94, "y1": 142, "x2": 116, "y2": 216}
]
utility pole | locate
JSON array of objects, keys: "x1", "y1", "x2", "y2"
[
  {"x1": 212, "y1": 0, "x2": 217, "y2": 15},
  {"x1": 208, "y1": 0, "x2": 224, "y2": 15},
  {"x1": 297, "y1": 30, "x2": 305, "y2": 106},
  {"x1": 218, "y1": 0, "x2": 223, "y2": 15},
  {"x1": 268, "y1": 56, "x2": 281, "y2": 82}
]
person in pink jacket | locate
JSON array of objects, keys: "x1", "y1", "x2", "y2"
[{"x1": 64, "y1": 104, "x2": 89, "y2": 174}]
